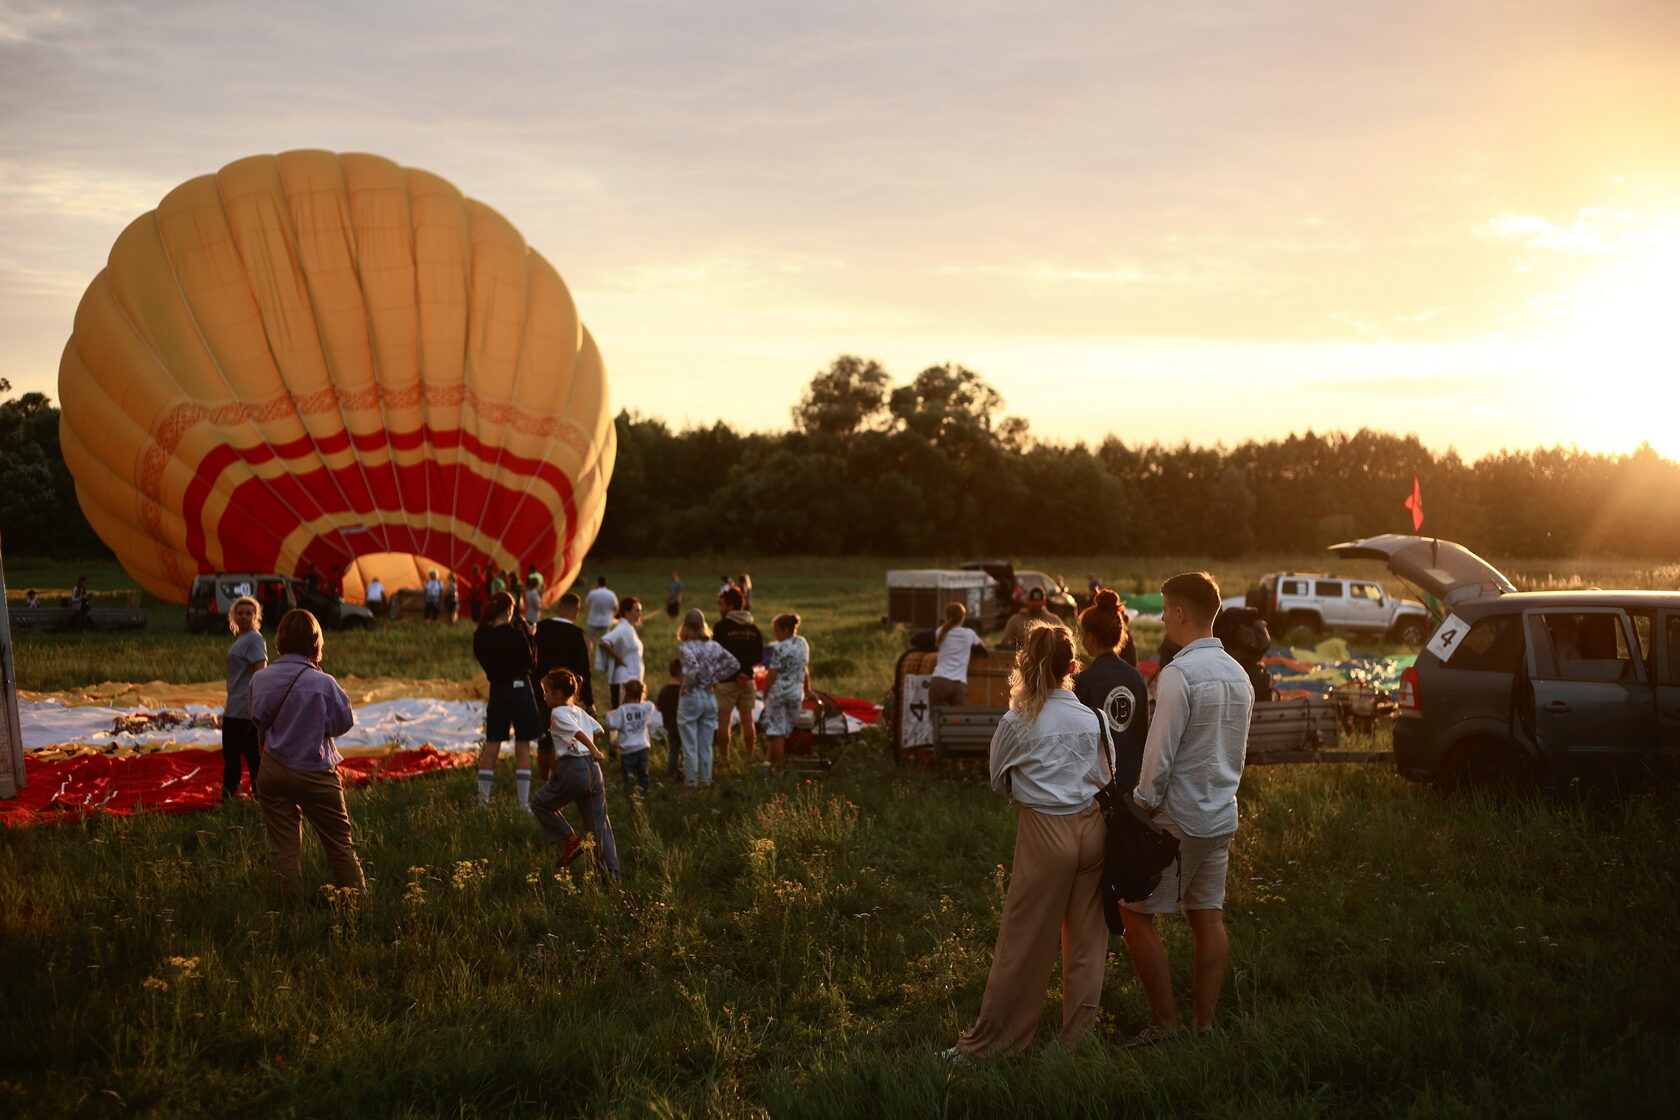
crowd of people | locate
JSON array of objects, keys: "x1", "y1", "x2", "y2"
[
  {"x1": 222, "y1": 565, "x2": 1256, "y2": 1054},
  {"x1": 224, "y1": 569, "x2": 807, "y2": 886}
]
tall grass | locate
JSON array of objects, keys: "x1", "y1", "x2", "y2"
[{"x1": 2, "y1": 739, "x2": 1676, "y2": 1117}]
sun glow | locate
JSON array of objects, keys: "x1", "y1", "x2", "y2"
[{"x1": 1524, "y1": 217, "x2": 1680, "y2": 458}]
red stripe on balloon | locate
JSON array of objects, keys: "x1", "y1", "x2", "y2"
[{"x1": 183, "y1": 443, "x2": 579, "y2": 592}]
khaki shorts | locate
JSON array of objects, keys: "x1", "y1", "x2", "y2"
[
  {"x1": 1121, "y1": 816, "x2": 1234, "y2": 914},
  {"x1": 713, "y1": 677, "x2": 757, "y2": 717}
]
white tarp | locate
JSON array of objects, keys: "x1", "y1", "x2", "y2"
[
  {"x1": 21, "y1": 697, "x2": 489, "y2": 753},
  {"x1": 21, "y1": 696, "x2": 876, "y2": 753}
]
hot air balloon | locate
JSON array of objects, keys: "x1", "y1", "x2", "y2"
[{"x1": 56, "y1": 150, "x2": 613, "y2": 605}]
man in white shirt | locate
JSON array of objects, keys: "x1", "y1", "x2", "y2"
[
  {"x1": 1122, "y1": 571, "x2": 1253, "y2": 1045},
  {"x1": 365, "y1": 576, "x2": 386, "y2": 619},
  {"x1": 423, "y1": 570, "x2": 444, "y2": 622},
  {"x1": 583, "y1": 576, "x2": 618, "y2": 669}
]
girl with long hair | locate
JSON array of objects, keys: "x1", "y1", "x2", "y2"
[
  {"x1": 472, "y1": 589, "x2": 541, "y2": 809},
  {"x1": 675, "y1": 608, "x2": 740, "y2": 788},
  {"x1": 1072, "y1": 589, "x2": 1152, "y2": 790},
  {"x1": 943, "y1": 621, "x2": 1111, "y2": 1063},
  {"x1": 928, "y1": 601, "x2": 986, "y2": 710},
  {"x1": 221, "y1": 594, "x2": 268, "y2": 801}
]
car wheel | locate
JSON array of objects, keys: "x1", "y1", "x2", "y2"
[
  {"x1": 1284, "y1": 611, "x2": 1322, "y2": 636},
  {"x1": 1394, "y1": 619, "x2": 1427, "y2": 645},
  {"x1": 1448, "y1": 739, "x2": 1538, "y2": 795}
]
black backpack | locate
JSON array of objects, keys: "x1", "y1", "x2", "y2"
[
  {"x1": 1091, "y1": 719, "x2": 1181, "y2": 932},
  {"x1": 1214, "y1": 606, "x2": 1272, "y2": 662}
]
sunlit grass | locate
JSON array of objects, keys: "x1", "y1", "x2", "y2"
[{"x1": 2, "y1": 739, "x2": 1674, "y2": 1117}]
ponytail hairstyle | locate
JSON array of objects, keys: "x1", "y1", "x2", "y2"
[
  {"x1": 1078, "y1": 588, "x2": 1128, "y2": 653},
  {"x1": 479, "y1": 590, "x2": 516, "y2": 630},
  {"x1": 935, "y1": 601, "x2": 966, "y2": 649},
  {"x1": 1009, "y1": 621, "x2": 1076, "y2": 723}
]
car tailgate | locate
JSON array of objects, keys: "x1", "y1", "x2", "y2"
[{"x1": 1328, "y1": 535, "x2": 1515, "y2": 608}]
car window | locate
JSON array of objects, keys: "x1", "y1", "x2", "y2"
[
  {"x1": 1282, "y1": 580, "x2": 1306, "y2": 595},
  {"x1": 1666, "y1": 616, "x2": 1680, "y2": 687},
  {"x1": 1350, "y1": 583, "x2": 1382, "y2": 602},
  {"x1": 219, "y1": 580, "x2": 255, "y2": 600},
  {"x1": 1535, "y1": 612, "x2": 1639, "y2": 683},
  {"x1": 1447, "y1": 615, "x2": 1525, "y2": 672},
  {"x1": 1315, "y1": 581, "x2": 1344, "y2": 598},
  {"x1": 1627, "y1": 611, "x2": 1656, "y2": 680}
]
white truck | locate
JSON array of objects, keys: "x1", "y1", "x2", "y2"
[{"x1": 1245, "y1": 571, "x2": 1432, "y2": 645}]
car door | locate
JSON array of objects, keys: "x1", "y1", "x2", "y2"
[
  {"x1": 1522, "y1": 608, "x2": 1657, "y2": 771},
  {"x1": 1658, "y1": 610, "x2": 1680, "y2": 756},
  {"x1": 1346, "y1": 581, "x2": 1387, "y2": 633},
  {"x1": 1314, "y1": 580, "x2": 1347, "y2": 628}
]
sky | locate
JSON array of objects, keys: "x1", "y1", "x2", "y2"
[{"x1": 3, "y1": 0, "x2": 1678, "y2": 460}]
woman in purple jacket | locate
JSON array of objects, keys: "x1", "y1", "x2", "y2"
[{"x1": 249, "y1": 609, "x2": 365, "y2": 905}]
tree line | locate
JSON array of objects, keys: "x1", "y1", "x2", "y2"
[
  {"x1": 597, "y1": 357, "x2": 1680, "y2": 560},
  {"x1": 5, "y1": 362, "x2": 1677, "y2": 563}
]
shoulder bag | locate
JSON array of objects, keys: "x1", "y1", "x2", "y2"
[
  {"x1": 253, "y1": 663, "x2": 312, "y2": 749},
  {"x1": 1091, "y1": 713, "x2": 1181, "y2": 933}
]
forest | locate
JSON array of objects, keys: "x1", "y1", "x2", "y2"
[{"x1": 4, "y1": 360, "x2": 1677, "y2": 563}]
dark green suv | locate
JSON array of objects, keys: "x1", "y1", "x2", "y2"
[{"x1": 1331, "y1": 535, "x2": 1680, "y2": 789}]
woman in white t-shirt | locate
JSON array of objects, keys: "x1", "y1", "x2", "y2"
[{"x1": 929, "y1": 602, "x2": 987, "y2": 710}]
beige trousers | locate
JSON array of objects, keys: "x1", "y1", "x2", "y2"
[
  {"x1": 957, "y1": 802, "x2": 1108, "y2": 1057},
  {"x1": 255, "y1": 758, "x2": 366, "y2": 903}
]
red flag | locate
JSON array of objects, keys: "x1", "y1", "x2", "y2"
[{"x1": 1404, "y1": 475, "x2": 1424, "y2": 531}]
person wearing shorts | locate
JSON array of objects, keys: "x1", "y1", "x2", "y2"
[
  {"x1": 760, "y1": 613, "x2": 809, "y2": 772},
  {"x1": 1120, "y1": 572, "x2": 1253, "y2": 1045},
  {"x1": 472, "y1": 591, "x2": 542, "y2": 810},
  {"x1": 711, "y1": 587, "x2": 763, "y2": 767}
]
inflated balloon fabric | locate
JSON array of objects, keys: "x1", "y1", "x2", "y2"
[{"x1": 57, "y1": 150, "x2": 614, "y2": 604}]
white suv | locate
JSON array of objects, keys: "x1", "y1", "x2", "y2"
[{"x1": 1246, "y1": 571, "x2": 1432, "y2": 645}]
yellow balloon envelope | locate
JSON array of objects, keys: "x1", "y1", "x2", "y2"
[{"x1": 57, "y1": 150, "x2": 614, "y2": 604}]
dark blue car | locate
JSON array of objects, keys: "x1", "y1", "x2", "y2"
[{"x1": 1329, "y1": 535, "x2": 1680, "y2": 790}]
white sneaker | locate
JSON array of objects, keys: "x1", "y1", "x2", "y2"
[{"x1": 939, "y1": 1046, "x2": 976, "y2": 1069}]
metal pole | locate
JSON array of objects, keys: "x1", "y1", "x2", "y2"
[{"x1": 0, "y1": 532, "x2": 26, "y2": 797}]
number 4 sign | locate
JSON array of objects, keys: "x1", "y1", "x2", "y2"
[{"x1": 1425, "y1": 613, "x2": 1468, "y2": 662}]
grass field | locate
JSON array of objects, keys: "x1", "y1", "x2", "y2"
[
  {"x1": 9, "y1": 550, "x2": 1679, "y2": 695},
  {"x1": 3, "y1": 553, "x2": 1678, "y2": 1116}
]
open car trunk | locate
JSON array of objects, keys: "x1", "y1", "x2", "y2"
[{"x1": 1328, "y1": 535, "x2": 1515, "y2": 609}]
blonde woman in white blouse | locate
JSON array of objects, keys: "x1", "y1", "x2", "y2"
[{"x1": 943, "y1": 621, "x2": 1111, "y2": 1063}]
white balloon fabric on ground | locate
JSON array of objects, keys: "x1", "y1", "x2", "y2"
[{"x1": 19, "y1": 698, "x2": 490, "y2": 753}]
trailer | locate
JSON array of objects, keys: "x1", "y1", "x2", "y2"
[{"x1": 885, "y1": 569, "x2": 999, "y2": 632}]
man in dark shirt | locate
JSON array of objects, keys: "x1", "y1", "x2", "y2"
[
  {"x1": 533, "y1": 592, "x2": 594, "y2": 780},
  {"x1": 712, "y1": 587, "x2": 764, "y2": 766},
  {"x1": 656, "y1": 656, "x2": 683, "y2": 778}
]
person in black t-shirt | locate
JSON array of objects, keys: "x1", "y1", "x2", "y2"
[
  {"x1": 532, "y1": 591, "x2": 595, "y2": 781},
  {"x1": 1071, "y1": 590, "x2": 1152, "y2": 790},
  {"x1": 711, "y1": 587, "x2": 764, "y2": 767},
  {"x1": 472, "y1": 591, "x2": 541, "y2": 810},
  {"x1": 656, "y1": 656, "x2": 683, "y2": 778}
]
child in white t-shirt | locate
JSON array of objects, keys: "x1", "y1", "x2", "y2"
[
  {"x1": 604, "y1": 679, "x2": 661, "y2": 795},
  {"x1": 531, "y1": 668, "x2": 618, "y2": 877}
]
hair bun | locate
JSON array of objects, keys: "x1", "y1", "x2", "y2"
[{"x1": 1093, "y1": 589, "x2": 1121, "y2": 612}]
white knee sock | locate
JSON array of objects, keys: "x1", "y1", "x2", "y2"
[
  {"x1": 477, "y1": 769, "x2": 495, "y2": 808},
  {"x1": 516, "y1": 769, "x2": 531, "y2": 808}
]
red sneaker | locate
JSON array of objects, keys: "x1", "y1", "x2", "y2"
[{"x1": 556, "y1": 836, "x2": 585, "y2": 867}]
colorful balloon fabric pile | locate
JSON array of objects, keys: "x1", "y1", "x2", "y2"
[{"x1": 1262, "y1": 638, "x2": 1417, "y2": 700}]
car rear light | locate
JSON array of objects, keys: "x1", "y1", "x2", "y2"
[{"x1": 1398, "y1": 665, "x2": 1421, "y2": 711}]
